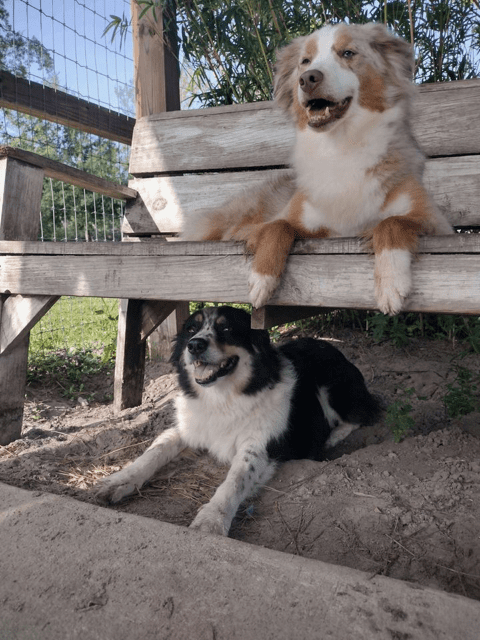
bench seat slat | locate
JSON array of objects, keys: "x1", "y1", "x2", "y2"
[
  {"x1": 129, "y1": 80, "x2": 480, "y2": 175},
  {"x1": 123, "y1": 155, "x2": 480, "y2": 235},
  {"x1": 1, "y1": 235, "x2": 479, "y2": 257},
  {"x1": 0, "y1": 251, "x2": 478, "y2": 315}
]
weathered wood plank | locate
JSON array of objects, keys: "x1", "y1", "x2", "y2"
[
  {"x1": 147, "y1": 302, "x2": 190, "y2": 359},
  {"x1": 129, "y1": 79, "x2": 480, "y2": 175},
  {"x1": 115, "y1": 3, "x2": 181, "y2": 412},
  {"x1": 123, "y1": 156, "x2": 480, "y2": 235},
  {"x1": 1, "y1": 234, "x2": 479, "y2": 257},
  {"x1": 0, "y1": 147, "x2": 137, "y2": 201},
  {"x1": 0, "y1": 158, "x2": 45, "y2": 444},
  {"x1": 131, "y1": 0, "x2": 180, "y2": 115},
  {"x1": 0, "y1": 70, "x2": 135, "y2": 146},
  {"x1": 251, "y1": 305, "x2": 327, "y2": 330},
  {"x1": 140, "y1": 300, "x2": 178, "y2": 342},
  {"x1": 114, "y1": 298, "x2": 146, "y2": 412},
  {"x1": 423, "y1": 157, "x2": 480, "y2": 227},
  {"x1": 0, "y1": 252, "x2": 479, "y2": 314},
  {"x1": 0, "y1": 294, "x2": 59, "y2": 356},
  {"x1": 412, "y1": 80, "x2": 480, "y2": 157}
]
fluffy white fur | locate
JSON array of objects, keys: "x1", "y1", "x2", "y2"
[
  {"x1": 182, "y1": 23, "x2": 452, "y2": 315},
  {"x1": 96, "y1": 306, "x2": 381, "y2": 536}
]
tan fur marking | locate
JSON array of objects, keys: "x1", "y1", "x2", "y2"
[
  {"x1": 371, "y1": 178, "x2": 435, "y2": 253},
  {"x1": 248, "y1": 219, "x2": 295, "y2": 278},
  {"x1": 358, "y1": 64, "x2": 387, "y2": 112},
  {"x1": 333, "y1": 32, "x2": 355, "y2": 55},
  {"x1": 304, "y1": 36, "x2": 318, "y2": 62},
  {"x1": 203, "y1": 227, "x2": 225, "y2": 241},
  {"x1": 287, "y1": 191, "x2": 331, "y2": 239}
]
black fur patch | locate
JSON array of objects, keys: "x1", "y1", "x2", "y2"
[{"x1": 172, "y1": 307, "x2": 381, "y2": 462}]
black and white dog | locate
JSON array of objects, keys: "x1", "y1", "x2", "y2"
[{"x1": 97, "y1": 306, "x2": 381, "y2": 535}]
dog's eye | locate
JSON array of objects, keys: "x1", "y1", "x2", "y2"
[
  {"x1": 342, "y1": 50, "x2": 356, "y2": 59},
  {"x1": 187, "y1": 326, "x2": 197, "y2": 334},
  {"x1": 222, "y1": 326, "x2": 232, "y2": 333},
  {"x1": 301, "y1": 57, "x2": 311, "y2": 65}
]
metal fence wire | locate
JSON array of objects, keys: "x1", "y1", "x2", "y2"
[{"x1": 1, "y1": 0, "x2": 134, "y2": 356}]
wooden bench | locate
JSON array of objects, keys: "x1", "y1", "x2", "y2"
[{"x1": 0, "y1": 78, "x2": 479, "y2": 444}]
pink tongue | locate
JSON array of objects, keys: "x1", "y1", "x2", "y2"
[{"x1": 194, "y1": 363, "x2": 218, "y2": 381}]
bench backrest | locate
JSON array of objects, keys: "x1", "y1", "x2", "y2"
[{"x1": 124, "y1": 79, "x2": 480, "y2": 237}]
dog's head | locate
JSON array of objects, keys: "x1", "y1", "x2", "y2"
[
  {"x1": 274, "y1": 22, "x2": 414, "y2": 132},
  {"x1": 171, "y1": 306, "x2": 275, "y2": 394}
]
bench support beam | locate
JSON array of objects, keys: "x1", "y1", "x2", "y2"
[{"x1": 0, "y1": 157, "x2": 47, "y2": 444}]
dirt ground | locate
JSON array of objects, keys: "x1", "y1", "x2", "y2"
[{"x1": 1, "y1": 326, "x2": 480, "y2": 602}]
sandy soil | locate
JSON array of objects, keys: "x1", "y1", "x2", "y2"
[{"x1": 1, "y1": 327, "x2": 480, "y2": 601}]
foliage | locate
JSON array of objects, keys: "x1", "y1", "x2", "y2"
[
  {"x1": 386, "y1": 387, "x2": 416, "y2": 443},
  {"x1": 366, "y1": 312, "x2": 480, "y2": 351},
  {"x1": 444, "y1": 366, "x2": 480, "y2": 418},
  {"x1": 106, "y1": 1, "x2": 480, "y2": 108}
]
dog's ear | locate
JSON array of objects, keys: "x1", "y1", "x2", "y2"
[
  {"x1": 250, "y1": 328, "x2": 271, "y2": 353},
  {"x1": 273, "y1": 37, "x2": 306, "y2": 112},
  {"x1": 367, "y1": 23, "x2": 414, "y2": 80}
]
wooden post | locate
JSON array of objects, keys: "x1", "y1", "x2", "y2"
[
  {"x1": 114, "y1": 2, "x2": 183, "y2": 411},
  {"x1": 131, "y1": 0, "x2": 180, "y2": 115},
  {"x1": 0, "y1": 157, "x2": 44, "y2": 444}
]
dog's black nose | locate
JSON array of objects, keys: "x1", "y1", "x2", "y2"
[
  {"x1": 299, "y1": 69, "x2": 324, "y2": 93},
  {"x1": 187, "y1": 337, "x2": 208, "y2": 355}
]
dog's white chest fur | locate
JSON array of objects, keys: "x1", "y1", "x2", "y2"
[
  {"x1": 175, "y1": 360, "x2": 297, "y2": 464},
  {"x1": 293, "y1": 107, "x2": 401, "y2": 235}
]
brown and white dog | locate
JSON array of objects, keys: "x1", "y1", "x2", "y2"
[{"x1": 183, "y1": 23, "x2": 452, "y2": 315}]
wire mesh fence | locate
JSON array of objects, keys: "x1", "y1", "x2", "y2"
[{"x1": 1, "y1": 0, "x2": 134, "y2": 359}]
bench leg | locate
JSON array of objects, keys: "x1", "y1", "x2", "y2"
[
  {"x1": 0, "y1": 156, "x2": 45, "y2": 443},
  {"x1": 0, "y1": 329, "x2": 29, "y2": 445},
  {"x1": 147, "y1": 302, "x2": 190, "y2": 360},
  {"x1": 251, "y1": 305, "x2": 326, "y2": 330},
  {"x1": 114, "y1": 299, "x2": 147, "y2": 412},
  {"x1": 113, "y1": 300, "x2": 190, "y2": 412}
]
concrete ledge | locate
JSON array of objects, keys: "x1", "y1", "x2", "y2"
[{"x1": 1, "y1": 481, "x2": 479, "y2": 640}]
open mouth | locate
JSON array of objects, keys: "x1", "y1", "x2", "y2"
[
  {"x1": 306, "y1": 97, "x2": 352, "y2": 128},
  {"x1": 193, "y1": 355, "x2": 239, "y2": 386}
]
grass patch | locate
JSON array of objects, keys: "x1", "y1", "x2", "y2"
[
  {"x1": 29, "y1": 297, "x2": 118, "y2": 357},
  {"x1": 28, "y1": 297, "x2": 118, "y2": 399}
]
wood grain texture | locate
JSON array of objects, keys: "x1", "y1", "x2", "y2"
[
  {"x1": 0, "y1": 294, "x2": 59, "y2": 356},
  {"x1": 1, "y1": 252, "x2": 479, "y2": 314},
  {"x1": 0, "y1": 147, "x2": 137, "y2": 201},
  {"x1": 114, "y1": 298, "x2": 146, "y2": 412},
  {"x1": 0, "y1": 158, "x2": 47, "y2": 443},
  {"x1": 140, "y1": 300, "x2": 178, "y2": 342},
  {"x1": 124, "y1": 170, "x2": 291, "y2": 234},
  {"x1": 0, "y1": 157, "x2": 45, "y2": 240},
  {"x1": 1, "y1": 235, "x2": 479, "y2": 257},
  {"x1": 123, "y1": 157, "x2": 480, "y2": 235},
  {"x1": 129, "y1": 79, "x2": 480, "y2": 175},
  {"x1": 0, "y1": 70, "x2": 134, "y2": 145}
]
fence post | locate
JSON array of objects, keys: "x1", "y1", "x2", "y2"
[
  {"x1": 0, "y1": 157, "x2": 44, "y2": 444},
  {"x1": 114, "y1": 2, "x2": 184, "y2": 411}
]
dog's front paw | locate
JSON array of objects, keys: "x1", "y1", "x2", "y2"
[
  {"x1": 95, "y1": 473, "x2": 139, "y2": 504},
  {"x1": 374, "y1": 249, "x2": 412, "y2": 316},
  {"x1": 248, "y1": 271, "x2": 280, "y2": 308},
  {"x1": 190, "y1": 504, "x2": 229, "y2": 536}
]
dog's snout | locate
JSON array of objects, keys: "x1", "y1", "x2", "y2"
[
  {"x1": 188, "y1": 337, "x2": 209, "y2": 355},
  {"x1": 299, "y1": 69, "x2": 324, "y2": 93}
]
